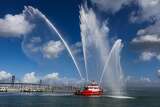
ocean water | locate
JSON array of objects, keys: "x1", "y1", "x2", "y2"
[{"x1": 0, "y1": 88, "x2": 159, "y2": 107}]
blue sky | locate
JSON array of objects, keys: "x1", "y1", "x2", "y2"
[{"x1": 0, "y1": 0, "x2": 160, "y2": 84}]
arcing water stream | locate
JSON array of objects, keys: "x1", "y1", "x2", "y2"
[
  {"x1": 22, "y1": 5, "x2": 125, "y2": 96},
  {"x1": 23, "y1": 6, "x2": 83, "y2": 80}
]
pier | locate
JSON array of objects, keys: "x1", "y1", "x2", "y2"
[
  {"x1": 0, "y1": 82, "x2": 79, "y2": 93},
  {"x1": 0, "y1": 76, "x2": 79, "y2": 93}
]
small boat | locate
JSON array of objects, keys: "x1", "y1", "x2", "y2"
[{"x1": 75, "y1": 81, "x2": 103, "y2": 96}]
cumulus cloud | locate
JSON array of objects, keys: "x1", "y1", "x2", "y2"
[
  {"x1": 131, "y1": 2, "x2": 160, "y2": 61},
  {"x1": 132, "y1": 34, "x2": 160, "y2": 43},
  {"x1": 24, "y1": 39, "x2": 65, "y2": 60},
  {"x1": 131, "y1": 0, "x2": 160, "y2": 22},
  {"x1": 43, "y1": 72, "x2": 59, "y2": 80},
  {"x1": 20, "y1": 71, "x2": 82, "y2": 85},
  {"x1": 130, "y1": 0, "x2": 160, "y2": 54},
  {"x1": 140, "y1": 51, "x2": 156, "y2": 61},
  {"x1": 22, "y1": 72, "x2": 60, "y2": 84},
  {"x1": 91, "y1": 0, "x2": 132, "y2": 13},
  {"x1": 157, "y1": 69, "x2": 160, "y2": 78},
  {"x1": 131, "y1": 22, "x2": 160, "y2": 61},
  {"x1": 0, "y1": 14, "x2": 34, "y2": 37},
  {"x1": 71, "y1": 42, "x2": 82, "y2": 55},
  {"x1": 131, "y1": 35, "x2": 160, "y2": 61},
  {"x1": 30, "y1": 37, "x2": 42, "y2": 44},
  {"x1": 42, "y1": 40, "x2": 65, "y2": 59},
  {"x1": 131, "y1": 0, "x2": 160, "y2": 36},
  {"x1": 132, "y1": 21, "x2": 160, "y2": 55},
  {"x1": 0, "y1": 71, "x2": 12, "y2": 81},
  {"x1": 126, "y1": 75, "x2": 151, "y2": 83},
  {"x1": 22, "y1": 72, "x2": 39, "y2": 83},
  {"x1": 137, "y1": 21, "x2": 160, "y2": 35},
  {"x1": 25, "y1": 37, "x2": 42, "y2": 53},
  {"x1": 140, "y1": 77, "x2": 151, "y2": 82},
  {"x1": 0, "y1": 70, "x2": 82, "y2": 85}
]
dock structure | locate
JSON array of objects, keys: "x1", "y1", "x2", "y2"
[
  {"x1": 0, "y1": 82, "x2": 79, "y2": 93},
  {"x1": 0, "y1": 82, "x2": 48, "y2": 92},
  {"x1": 0, "y1": 75, "x2": 80, "y2": 93}
]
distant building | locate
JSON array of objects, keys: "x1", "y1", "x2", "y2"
[{"x1": 11, "y1": 75, "x2": 15, "y2": 87}]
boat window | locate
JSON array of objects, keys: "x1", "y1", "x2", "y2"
[{"x1": 85, "y1": 87, "x2": 88, "y2": 90}]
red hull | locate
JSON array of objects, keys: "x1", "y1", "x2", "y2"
[
  {"x1": 80, "y1": 90, "x2": 103, "y2": 96},
  {"x1": 75, "y1": 90, "x2": 103, "y2": 96},
  {"x1": 74, "y1": 81, "x2": 103, "y2": 96}
]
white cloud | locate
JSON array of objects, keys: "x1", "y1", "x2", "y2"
[
  {"x1": 43, "y1": 72, "x2": 59, "y2": 80},
  {"x1": 140, "y1": 51, "x2": 156, "y2": 61},
  {"x1": 138, "y1": 20, "x2": 160, "y2": 35},
  {"x1": 125, "y1": 75, "x2": 133, "y2": 82},
  {"x1": 156, "y1": 54, "x2": 160, "y2": 60},
  {"x1": 25, "y1": 37, "x2": 42, "y2": 53},
  {"x1": 30, "y1": 37, "x2": 41, "y2": 43},
  {"x1": 0, "y1": 14, "x2": 34, "y2": 37},
  {"x1": 0, "y1": 70, "x2": 83, "y2": 85},
  {"x1": 23, "y1": 39, "x2": 65, "y2": 60},
  {"x1": 91, "y1": 0, "x2": 132, "y2": 13},
  {"x1": 132, "y1": 34, "x2": 160, "y2": 43},
  {"x1": 140, "y1": 77, "x2": 151, "y2": 82},
  {"x1": 22, "y1": 72, "x2": 59, "y2": 84},
  {"x1": 157, "y1": 69, "x2": 160, "y2": 77},
  {"x1": 140, "y1": 51, "x2": 160, "y2": 61},
  {"x1": 131, "y1": 29, "x2": 160, "y2": 61},
  {"x1": 130, "y1": 0, "x2": 160, "y2": 22},
  {"x1": 20, "y1": 71, "x2": 82, "y2": 85},
  {"x1": 126, "y1": 75, "x2": 151, "y2": 83},
  {"x1": 22, "y1": 72, "x2": 39, "y2": 83},
  {"x1": 131, "y1": 22, "x2": 160, "y2": 61},
  {"x1": 71, "y1": 42, "x2": 82, "y2": 55},
  {"x1": 0, "y1": 71, "x2": 12, "y2": 81},
  {"x1": 42, "y1": 40, "x2": 65, "y2": 59},
  {"x1": 26, "y1": 44, "x2": 40, "y2": 53},
  {"x1": 131, "y1": 0, "x2": 160, "y2": 43},
  {"x1": 137, "y1": 0, "x2": 160, "y2": 21}
]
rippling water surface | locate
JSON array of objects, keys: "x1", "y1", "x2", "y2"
[{"x1": 0, "y1": 88, "x2": 159, "y2": 107}]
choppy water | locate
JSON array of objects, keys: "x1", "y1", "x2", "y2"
[{"x1": 0, "y1": 88, "x2": 159, "y2": 107}]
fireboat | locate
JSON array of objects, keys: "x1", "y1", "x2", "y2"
[{"x1": 75, "y1": 81, "x2": 103, "y2": 96}]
